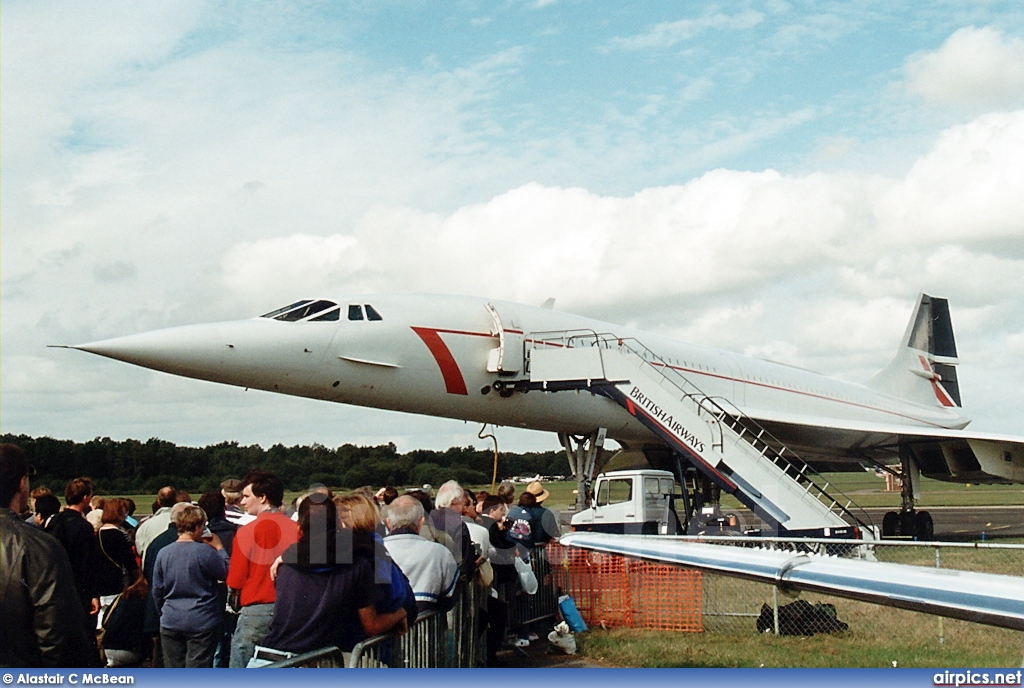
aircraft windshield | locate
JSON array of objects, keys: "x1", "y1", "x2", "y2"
[
  {"x1": 260, "y1": 300, "x2": 311, "y2": 318},
  {"x1": 260, "y1": 299, "x2": 339, "y2": 322}
]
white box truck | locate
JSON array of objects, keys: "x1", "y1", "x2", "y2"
[{"x1": 570, "y1": 469, "x2": 683, "y2": 535}]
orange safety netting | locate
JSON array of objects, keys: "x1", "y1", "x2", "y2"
[{"x1": 547, "y1": 542, "x2": 703, "y2": 632}]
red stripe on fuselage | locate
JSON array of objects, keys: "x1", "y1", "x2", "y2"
[
  {"x1": 411, "y1": 327, "x2": 953, "y2": 426},
  {"x1": 411, "y1": 327, "x2": 471, "y2": 395}
]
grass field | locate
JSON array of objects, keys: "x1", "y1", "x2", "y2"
[
  {"x1": 480, "y1": 472, "x2": 1024, "y2": 513},
  {"x1": 578, "y1": 619, "x2": 1024, "y2": 668},
  {"x1": 117, "y1": 470, "x2": 1024, "y2": 519}
]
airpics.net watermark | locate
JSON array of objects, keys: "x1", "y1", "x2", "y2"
[{"x1": 934, "y1": 670, "x2": 1023, "y2": 687}]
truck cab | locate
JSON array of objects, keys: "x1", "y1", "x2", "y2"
[{"x1": 570, "y1": 469, "x2": 682, "y2": 535}]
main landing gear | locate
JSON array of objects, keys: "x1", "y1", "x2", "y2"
[
  {"x1": 881, "y1": 509, "x2": 933, "y2": 540},
  {"x1": 881, "y1": 445, "x2": 934, "y2": 540}
]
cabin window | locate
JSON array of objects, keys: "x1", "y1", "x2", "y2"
[{"x1": 348, "y1": 304, "x2": 364, "y2": 321}]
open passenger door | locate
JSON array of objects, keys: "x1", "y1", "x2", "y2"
[{"x1": 485, "y1": 302, "x2": 525, "y2": 376}]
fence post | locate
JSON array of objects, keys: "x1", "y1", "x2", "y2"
[
  {"x1": 936, "y1": 546, "x2": 944, "y2": 646},
  {"x1": 772, "y1": 586, "x2": 780, "y2": 636}
]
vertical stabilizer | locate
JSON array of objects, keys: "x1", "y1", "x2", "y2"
[{"x1": 866, "y1": 294, "x2": 962, "y2": 408}]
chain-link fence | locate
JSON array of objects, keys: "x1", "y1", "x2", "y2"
[
  {"x1": 697, "y1": 537, "x2": 1024, "y2": 635},
  {"x1": 550, "y1": 537, "x2": 1024, "y2": 651}
]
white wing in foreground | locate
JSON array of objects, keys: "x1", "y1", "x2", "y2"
[{"x1": 559, "y1": 532, "x2": 1024, "y2": 631}]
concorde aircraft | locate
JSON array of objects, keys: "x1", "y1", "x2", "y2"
[{"x1": 63, "y1": 293, "x2": 1024, "y2": 540}]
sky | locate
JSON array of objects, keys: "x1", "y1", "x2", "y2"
[{"x1": 3, "y1": 1, "x2": 1024, "y2": 455}]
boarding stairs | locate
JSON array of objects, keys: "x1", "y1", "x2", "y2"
[{"x1": 523, "y1": 331, "x2": 874, "y2": 537}]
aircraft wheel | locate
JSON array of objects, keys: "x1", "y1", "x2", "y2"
[
  {"x1": 882, "y1": 511, "x2": 899, "y2": 536},
  {"x1": 915, "y1": 511, "x2": 934, "y2": 541},
  {"x1": 898, "y1": 511, "x2": 916, "y2": 537}
]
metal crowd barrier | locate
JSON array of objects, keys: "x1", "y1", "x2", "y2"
[
  {"x1": 260, "y1": 546, "x2": 560, "y2": 668},
  {"x1": 349, "y1": 608, "x2": 447, "y2": 667},
  {"x1": 263, "y1": 646, "x2": 346, "y2": 668},
  {"x1": 348, "y1": 577, "x2": 488, "y2": 667},
  {"x1": 346, "y1": 545, "x2": 560, "y2": 668},
  {"x1": 450, "y1": 579, "x2": 487, "y2": 667},
  {"x1": 509, "y1": 544, "x2": 560, "y2": 628}
]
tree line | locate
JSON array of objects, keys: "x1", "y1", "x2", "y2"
[{"x1": 1, "y1": 433, "x2": 569, "y2": 496}]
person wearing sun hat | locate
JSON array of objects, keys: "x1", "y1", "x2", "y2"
[
  {"x1": 525, "y1": 481, "x2": 550, "y2": 503},
  {"x1": 523, "y1": 481, "x2": 559, "y2": 545}
]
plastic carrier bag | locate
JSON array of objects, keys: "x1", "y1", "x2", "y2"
[
  {"x1": 547, "y1": 621, "x2": 577, "y2": 655},
  {"x1": 514, "y1": 556, "x2": 538, "y2": 595}
]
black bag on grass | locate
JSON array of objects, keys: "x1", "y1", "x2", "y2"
[{"x1": 756, "y1": 599, "x2": 849, "y2": 636}]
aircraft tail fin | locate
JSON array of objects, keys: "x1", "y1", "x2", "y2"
[{"x1": 866, "y1": 294, "x2": 962, "y2": 408}]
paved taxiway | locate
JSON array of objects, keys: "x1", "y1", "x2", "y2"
[
  {"x1": 859, "y1": 505, "x2": 1024, "y2": 540},
  {"x1": 562, "y1": 505, "x2": 1024, "y2": 540}
]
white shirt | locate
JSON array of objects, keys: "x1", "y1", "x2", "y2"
[
  {"x1": 463, "y1": 517, "x2": 492, "y2": 561},
  {"x1": 384, "y1": 533, "x2": 458, "y2": 607},
  {"x1": 134, "y1": 506, "x2": 172, "y2": 560}
]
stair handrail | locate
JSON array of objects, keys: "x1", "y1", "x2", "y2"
[
  {"x1": 704, "y1": 394, "x2": 873, "y2": 527},
  {"x1": 526, "y1": 330, "x2": 874, "y2": 531},
  {"x1": 527, "y1": 328, "x2": 729, "y2": 448}
]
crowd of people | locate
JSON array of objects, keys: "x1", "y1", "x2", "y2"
[{"x1": 0, "y1": 442, "x2": 561, "y2": 669}]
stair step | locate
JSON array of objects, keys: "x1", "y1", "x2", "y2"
[{"x1": 528, "y1": 341, "x2": 871, "y2": 535}]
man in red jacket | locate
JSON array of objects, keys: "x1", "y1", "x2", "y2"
[{"x1": 226, "y1": 471, "x2": 298, "y2": 668}]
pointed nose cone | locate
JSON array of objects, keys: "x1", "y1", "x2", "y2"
[{"x1": 72, "y1": 323, "x2": 230, "y2": 380}]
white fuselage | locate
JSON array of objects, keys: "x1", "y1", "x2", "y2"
[{"x1": 75, "y1": 293, "x2": 969, "y2": 453}]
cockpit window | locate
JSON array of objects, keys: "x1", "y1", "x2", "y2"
[
  {"x1": 310, "y1": 308, "x2": 340, "y2": 322},
  {"x1": 261, "y1": 300, "x2": 312, "y2": 319},
  {"x1": 261, "y1": 299, "x2": 339, "y2": 322},
  {"x1": 347, "y1": 304, "x2": 383, "y2": 321}
]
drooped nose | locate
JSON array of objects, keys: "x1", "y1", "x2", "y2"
[
  {"x1": 66, "y1": 317, "x2": 346, "y2": 396},
  {"x1": 71, "y1": 323, "x2": 229, "y2": 380}
]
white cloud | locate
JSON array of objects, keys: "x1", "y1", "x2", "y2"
[
  {"x1": 874, "y1": 111, "x2": 1024, "y2": 244},
  {"x1": 222, "y1": 234, "x2": 366, "y2": 309},
  {"x1": 0, "y1": 2, "x2": 205, "y2": 170},
  {"x1": 216, "y1": 110, "x2": 1024, "y2": 391},
  {"x1": 220, "y1": 165, "x2": 878, "y2": 311},
  {"x1": 609, "y1": 10, "x2": 765, "y2": 51},
  {"x1": 905, "y1": 26, "x2": 1024, "y2": 111},
  {"x1": 6, "y1": 5, "x2": 1024, "y2": 451}
]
